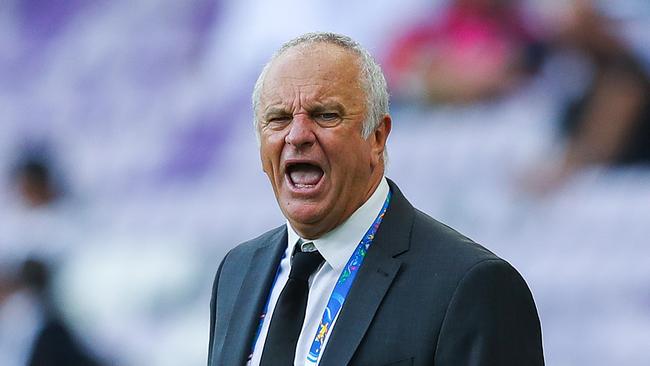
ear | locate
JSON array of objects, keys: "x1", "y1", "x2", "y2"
[{"x1": 371, "y1": 114, "x2": 392, "y2": 162}]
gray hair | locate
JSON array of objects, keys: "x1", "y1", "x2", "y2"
[{"x1": 252, "y1": 32, "x2": 390, "y2": 140}]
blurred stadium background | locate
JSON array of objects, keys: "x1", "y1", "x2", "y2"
[{"x1": 1, "y1": 0, "x2": 649, "y2": 365}]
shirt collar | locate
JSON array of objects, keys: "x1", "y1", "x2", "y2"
[{"x1": 286, "y1": 177, "x2": 389, "y2": 271}]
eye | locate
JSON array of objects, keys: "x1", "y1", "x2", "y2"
[
  {"x1": 319, "y1": 113, "x2": 339, "y2": 120},
  {"x1": 314, "y1": 112, "x2": 341, "y2": 126},
  {"x1": 264, "y1": 115, "x2": 292, "y2": 129}
]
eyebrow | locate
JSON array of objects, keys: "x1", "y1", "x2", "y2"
[
  {"x1": 262, "y1": 101, "x2": 347, "y2": 120},
  {"x1": 310, "y1": 102, "x2": 345, "y2": 114},
  {"x1": 262, "y1": 107, "x2": 291, "y2": 119}
]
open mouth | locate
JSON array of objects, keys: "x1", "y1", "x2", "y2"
[{"x1": 286, "y1": 162, "x2": 324, "y2": 189}]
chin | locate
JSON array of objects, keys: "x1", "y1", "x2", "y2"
[
  {"x1": 285, "y1": 206, "x2": 322, "y2": 224},
  {"x1": 283, "y1": 202, "x2": 327, "y2": 230}
]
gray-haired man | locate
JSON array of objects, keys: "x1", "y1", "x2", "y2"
[{"x1": 208, "y1": 32, "x2": 544, "y2": 366}]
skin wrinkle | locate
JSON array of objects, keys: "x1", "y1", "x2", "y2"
[
  {"x1": 258, "y1": 43, "x2": 390, "y2": 239},
  {"x1": 260, "y1": 82, "x2": 364, "y2": 132},
  {"x1": 252, "y1": 33, "x2": 387, "y2": 141}
]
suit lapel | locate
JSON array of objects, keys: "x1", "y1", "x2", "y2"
[
  {"x1": 320, "y1": 180, "x2": 414, "y2": 365},
  {"x1": 221, "y1": 228, "x2": 287, "y2": 365}
]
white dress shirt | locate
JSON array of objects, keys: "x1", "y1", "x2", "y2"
[{"x1": 248, "y1": 177, "x2": 389, "y2": 366}]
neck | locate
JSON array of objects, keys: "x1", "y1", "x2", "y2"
[{"x1": 293, "y1": 173, "x2": 384, "y2": 240}]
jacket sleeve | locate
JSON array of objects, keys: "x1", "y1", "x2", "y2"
[{"x1": 434, "y1": 259, "x2": 545, "y2": 366}]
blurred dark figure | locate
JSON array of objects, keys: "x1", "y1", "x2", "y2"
[
  {"x1": 533, "y1": 0, "x2": 650, "y2": 192},
  {"x1": 6, "y1": 156, "x2": 76, "y2": 259},
  {"x1": 384, "y1": 0, "x2": 545, "y2": 104},
  {"x1": 14, "y1": 159, "x2": 60, "y2": 208},
  {"x1": 557, "y1": 2, "x2": 650, "y2": 169},
  {"x1": 0, "y1": 258, "x2": 101, "y2": 366}
]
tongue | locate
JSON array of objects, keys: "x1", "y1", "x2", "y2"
[{"x1": 289, "y1": 165, "x2": 323, "y2": 186}]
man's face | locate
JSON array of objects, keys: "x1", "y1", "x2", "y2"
[{"x1": 257, "y1": 43, "x2": 390, "y2": 239}]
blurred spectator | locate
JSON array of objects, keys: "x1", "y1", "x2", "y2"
[
  {"x1": 0, "y1": 154, "x2": 101, "y2": 362},
  {"x1": 2, "y1": 155, "x2": 78, "y2": 262},
  {"x1": 0, "y1": 258, "x2": 102, "y2": 366},
  {"x1": 384, "y1": 0, "x2": 545, "y2": 104},
  {"x1": 532, "y1": 0, "x2": 650, "y2": 192},
  {"x1": 14, "y1": 158, "x2": 61, "y2": 208}
]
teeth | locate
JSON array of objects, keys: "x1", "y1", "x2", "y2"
[{"x1": 294, "y1": 183, "x2": 315, "y2": 189}]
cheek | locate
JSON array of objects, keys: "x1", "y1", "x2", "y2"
[
  {"x1": 260, "y1": 153, "x2": 272, "y2": 175},
  {"x1": 334, "y1": 143, "x2": 375, "y2": 179},
  {"x1": 329, "y1": 133, "x2": 370, "y2": 161},
  {"x1": 260, "y1": 136, "x2": 285, "y2": 174}
]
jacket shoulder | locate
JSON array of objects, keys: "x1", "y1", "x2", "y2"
[
  {"x1": 215, "y1": 225, "x2": 286, "y2": 294},
  {"x1": 410, "y1": 208, "x2": 502, "y2": 271},
  {"x1": 222, "y1": 225, "x2": 286, "y2": 264}
]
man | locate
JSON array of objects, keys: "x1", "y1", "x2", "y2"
[{"x1": 208, "y1": 32, "x2": 544, "y2": 366}]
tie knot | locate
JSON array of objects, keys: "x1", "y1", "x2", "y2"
[{"x1": 289, "y1": 247, "x2": 324, "y2": 281}]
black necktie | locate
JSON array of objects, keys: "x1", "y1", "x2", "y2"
[{"x1": 260, "y1": 244, "x2": 324, "y2": 365}]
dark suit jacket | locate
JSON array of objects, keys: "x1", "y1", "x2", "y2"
[
  {"x1": 29, "y1": 316, "x2": 101, "y2": 366},
  {"x1": 208, "y1": 180, "x2": 544, "y2": 365}
]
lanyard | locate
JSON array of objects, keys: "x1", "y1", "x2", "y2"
[
  {"x1": 249, "y1": 191, "x2": 391, "y2": 363},
  {"x1": 306, "y1": 191, "x2": 391, "y2": 363}
]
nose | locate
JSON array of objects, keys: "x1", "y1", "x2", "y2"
[{"x1": 285, "y1": 114, "x2": 316, "y2": 149}]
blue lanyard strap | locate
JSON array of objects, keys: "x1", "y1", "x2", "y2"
[{"x1": 307, "y1": 190, "x2": 391, "y2": 363}]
